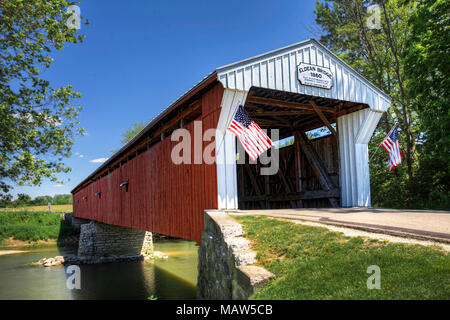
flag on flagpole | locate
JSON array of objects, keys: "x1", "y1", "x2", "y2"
[
  {"x1": 381, "y1": 126, "x2": 402, "y2": 171},
  {"x1": 227, "y1": 105, "x2": 273, "y2": 161}
]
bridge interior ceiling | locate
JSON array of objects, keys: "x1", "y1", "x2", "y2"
[
  {"x1": 245, "y1": 86, "x2": 368, "y2": 140},
  {"x1": 237, "y1": 87, "x2": 369, "y2": 210}
]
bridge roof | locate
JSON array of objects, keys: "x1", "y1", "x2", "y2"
[
  {"x1": 71, "y1": 72, "x2": 218, "y2": 194},
  {"x1": 216, "y1": 38, "x2": 391, "y2": 112}
]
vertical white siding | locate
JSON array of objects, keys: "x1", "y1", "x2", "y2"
[
  {"x1": 338, "y1": 109, "x2": 383, "y2": 207},
  {"x1": 216, "y1": 89, "x2": 247, "y2": 209},
  {"x1": 216, "y1": 39, "x2": 391, "y2": 112}
]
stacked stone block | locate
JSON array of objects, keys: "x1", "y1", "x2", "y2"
[
  {"x1": 197, "y1": 211, "x2": 274, "y2": 300},
  {"x1": 77, "y1": 221, "x2": 153, "y2": 258}
]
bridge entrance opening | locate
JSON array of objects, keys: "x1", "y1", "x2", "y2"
[{"x1": 235, "y1": 87, "x2": 369, "y2": 209}]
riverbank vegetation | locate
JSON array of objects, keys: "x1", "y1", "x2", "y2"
[
  {"x1": 236, "y1": 216, "x2": 449, "y2": 300},
  {"x1": 0, "y1": 211, "x2": 73, "y2": 245}
]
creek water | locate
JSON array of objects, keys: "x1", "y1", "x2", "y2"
[{"x1": 0, "y1": 240, "x2": 198, "y2": 300}]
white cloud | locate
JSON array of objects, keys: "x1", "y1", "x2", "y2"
[
  {"x1": 89, "y1": 158, "x2": 108, "y2": 164},
  {"x1": 55, "y1": 184, "x2": 64, "y2": 187}
]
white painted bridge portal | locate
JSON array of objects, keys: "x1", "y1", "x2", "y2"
[{"x1": 214, "y1": 39, "x2": 391, "y2": 209}]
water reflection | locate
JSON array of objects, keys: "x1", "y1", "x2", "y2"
[{"x1": 0, "y1": 240, "x2": 197, "y2": 300}]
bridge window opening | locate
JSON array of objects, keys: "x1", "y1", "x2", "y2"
[
  {"x1": 236, "y1": 87, "x2": 368, "y2": 209},
  {"x1": 305, "y1": 124, "x2": 335, "y2": 139},
  {"x1": 273, "y1": 136, "x2": 295, "y2": 150}
]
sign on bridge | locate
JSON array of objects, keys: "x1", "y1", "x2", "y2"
[{"x1": 297, "y1": 63, "x2": 333, "y2": 89}]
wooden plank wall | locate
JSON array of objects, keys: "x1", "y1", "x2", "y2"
[
  {"x1": 237, "y1": 134, "x2": 339, "y2": 209},
  {"x1": 299, "y1": 134, "x2": 339, "y2": 207},
  {"x1": 73, "y1": 83, "x2": 224, "y2": 242}
]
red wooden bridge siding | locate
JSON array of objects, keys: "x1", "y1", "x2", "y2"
[{"x1": 73, "y1": 83, "x2": 224, "y2": 242}]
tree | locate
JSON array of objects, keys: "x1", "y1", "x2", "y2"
[
  {"x1": 111, "y1": 121, "x2": 147, "y2": 154},
  {"x1": 33, "y1": 195, "x2": 53, "y2": 206},
  {"x1": 0, "y1": 0, "x2": 87, "y2": 195},
  {"x1": 315, "y1": 0, "x2": 417, "y2": 181},
  {"x1": 121, "y1": 121, "x2": 147, "y2": 144},
  {"x1": 314, "y1": 0, "x2": 423, "y2": 208},
  {"x1": 403, "y1": 0, "x2": 450, "y2": 209},
  {"x1": 314, "y1": 0, "x2": 449, "y2": 209},
  {"x1": 0, "y1": 194, "x2": 13, "y2": 208},
  {"x1": 15, "y1": 193, "x2": 32, "y2": 207},
  {"x1": 52, "y1": 193, "x2": 72, "y2": 205}
]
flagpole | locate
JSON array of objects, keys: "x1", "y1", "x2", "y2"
[{"x1": 369, "y1": 123, "x2": 398, "y2": 162}]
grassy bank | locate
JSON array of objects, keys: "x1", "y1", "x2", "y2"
[
  {"x1": 235, "y1": 216, "x2": 450, "y2": 300},
  {"x1": 0, "y1": 211, "x2": 72, "y2": 244}
]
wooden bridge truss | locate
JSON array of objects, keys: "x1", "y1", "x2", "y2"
[{"x1": 236, "y1": 86, "x2": 367, "y2": 209}]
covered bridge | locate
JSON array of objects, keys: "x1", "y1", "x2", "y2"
[{"x1": 72, "y1": 39, "x2": 391, "y2": 242}]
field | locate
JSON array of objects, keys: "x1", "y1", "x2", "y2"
[
  {"x1": 0, "y1": 204, "x2": 73, "y2": 213},
  {"x1": 235, "y1": 216, "x2": 450, "y2": 300}
]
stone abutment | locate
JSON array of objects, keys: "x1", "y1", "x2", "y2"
[
  {"x1": 64, "y1": 216, "x2": 153, "y2": 265},
  {"x1": 197, "y1": 211, "x2": 274, "y2": 300}
]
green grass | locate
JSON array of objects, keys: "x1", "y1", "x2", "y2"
[
  {"x1": 235, "y1": 216, "x2": 450, "y2": 300},
  {"x1": 0, "y1": 211, "x2": 72, "y2": 242}
]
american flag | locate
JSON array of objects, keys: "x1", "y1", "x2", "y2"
[
  {"x1": 228, "y1": 105, "x2": 273, "y2": 161},
  {"x1": 381, "y1": 127, "x2": 402, "y2": 171}
]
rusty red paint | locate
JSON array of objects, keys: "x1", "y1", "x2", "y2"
[{"x1": 73, "y1": 83, "x2": 224, "y2": 242}]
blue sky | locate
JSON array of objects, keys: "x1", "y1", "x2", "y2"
[{"x1": 11, "y1": 0, "x2": 321, "y2": 199}]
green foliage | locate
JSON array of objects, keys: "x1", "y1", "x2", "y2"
[
  {"x1": 31, "y1": 195, "x2": 54, "y2": 206},
  {"x1": 111, "y1": 121, "x2": 147, "y2": 154},
  {"x1": 315, "y1": 0, "x2": 449, "y2": 210},
  {"x1": 236, "y1": 216, "x2": 450, "y2": 300},
  {"x1": 51, "y1": 194, "x2": 72, "y2": 205},
  {"x1": 15, "y1": 193, "x2": 31, "y2": 207},
  {"x1": 0, "y1": 211, "x2": 72, "y2": 241},
  {"x1": 121, "y1": 121, "x2": 147, "y2": 144},
  {"x1": 0, "y1": 193, "x2": 72, "y2": 208},
  {"x1": 0, "y1": 194, "x2": 13, "y2": 208},
  {"x1": 0, "y1": 0, "x2": 88, "y2": 194},
  {"x1": 403, "y1": 0, "x2": 450, "y2": 209}
]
